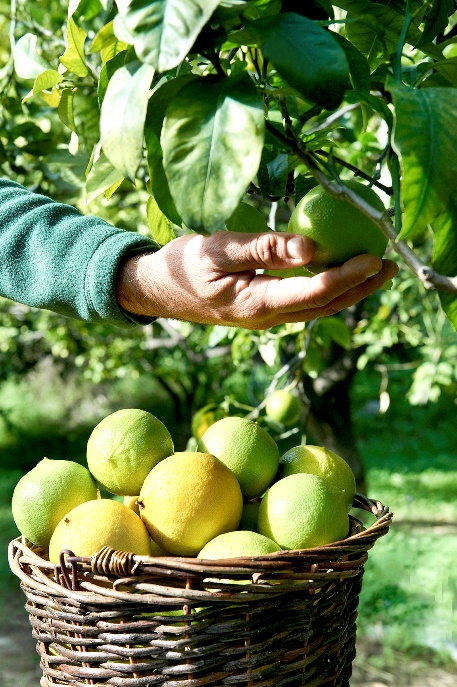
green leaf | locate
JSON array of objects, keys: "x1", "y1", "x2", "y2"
[
  {"x1": 32, "y1": 69, "x2": 63, "y2": 94},
  {"x1": 388, "y1": 80, "x2": 457, "y2": 240},
  {"x1": 161, "y1": 74, "x2": 265, "y2": 234},
  {"x1": 69, "y1": 0, "x2": 103, "y2": 21},
  {"x1": 250, "y1": 13, "x2": 349, "y2": 110},
  {"x1": 59, "y1": 16, "x2": 89, "y2": 77},
  {"x1": 85, "y1": 153, "x2": 125, "y2": 204},
  {"x1": 415, "y1": 0, "x2": 454, "y2": 49},
  {"x1": 336, "y1": 0, "x2": 443, "y2": 66},
  {"x1": 58, "y1": 88, "x2": 77, "y2": 133},
  {"x1": 146, "y1": 195, "x2": 176, "y2": 245},
  {"x1": 100, "y1": 60, "x2": 154, "y2": 180},
  {"x1": 73, "y1": 90, "x2": 101, "y2": 149},
  {"x1": 317, "y1": 316, "x2": 352, "y2": 350},
  {"x1": 330, "y1": 31, "x2": 370, "y2": 94},
  {"x1": 226, "y1": 202, "x2": 270, "y2": 232},
  {"x1": 13, "y1": 34, "x2": 52, "y2": 80},
  {"x1": 257, "y1": 151, "x2": 289, "y2": 199},
  {"x1": 98, "y1": 51, "x2": 128, "y2": 105},
  {"x1": 431, "y1": 192, "x2": 457, "y2": 331},
  {"x1": 145, "y1": 76, "x2": 196, "y2": 226},
  {"x1": 89, "y1": 20, "x2": 129, "y2": 63},
  {"x1": 113, "y1": 0, "x2": 221, "y2": 72}
]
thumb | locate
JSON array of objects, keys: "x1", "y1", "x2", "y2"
[{"x1": 207, "y1": 231, "x2": 315, "y2": 273}]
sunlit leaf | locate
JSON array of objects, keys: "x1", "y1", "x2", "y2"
[
  {"x1": 100, "y1": 60, "x2": 154, "y2": 180},
  {"x1": 388, "y1": 80, "x2": 457, "y2": 240},
  {"x1": 85, "y1": 153, "x2": 125, "y2": 204},
  {"x1": 226, "y1": 202, "x2": 270, "y2": 232},
  {"x1": 13, "y1": 34, "x2": 51, "y2": 80},
  {"x1": 161, "y1": 74, "x2": 264, "y2": 234},
  {"x1": 59, "y1": 16, "x2": 89, "y2": 77},
  {"x1": 146, "y1": 195, "x2": 176, "y2": 245},
  {"x1": 113, "y1": 0, "x2": 221, "y2": 72},
  {"x1": 431, "y1": 192, "x2": 457, "y2": 331}
]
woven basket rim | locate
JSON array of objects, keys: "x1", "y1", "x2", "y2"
[{"x1": 9, "y1": 493, "x2": 392, "y2": 575}]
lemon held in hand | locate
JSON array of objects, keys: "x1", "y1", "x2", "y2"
[
  {"x1": 198, "y1": 417, "x2": 280, "y2": 499},
  {"x1": 258, "y1": 473, "x2": 349, "y2": 550},
  {"x1": 138, "y1": 452, "x2": 243, "y2": 557},
  {"x1": 288, "y1": 180, "x2": 388, "y2": 273},
  {"x1": 49, "y1": 498, "x2": 152, "y2": 562},
  {"x1": 278, "y1": 445, "x2": 356, "y2": 511},
  {"x1": 87, "y1": 408, "x2": 174, "y2": 496},
  {"x1": 12, "y1": 458, "x2": 98, "y2": 549}
]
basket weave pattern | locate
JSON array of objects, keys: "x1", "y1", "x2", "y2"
[{"x1": 8, "y1": 494, "x2": 392, "y2": 687}]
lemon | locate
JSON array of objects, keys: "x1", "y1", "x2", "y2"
[
  {"x1": 87, "y1": 408, "x2": 174, "y2": 496},
  {"x1": 278, "y1": 445, "x2": 356, "y2": 511},
  {"x1": 257, "y1": 473, "x2": 349, "y2": 550},
  {"x1": 288, "y1": 180, "x2": 388, "y2": 273},
  {"x1": 191, "y1": 404, "x2": 227, "y2": 440},
  {"x1": 265, "y1": 390, "x2": 302, "y2": 427},
  {"x1": 198, "y1": 530, "x2": 281, "y2": 559},
  {"x1": 12, "y1": 458, "x2": 98, "y2": 549},
  {"x1": 138, "y1": 452, "x2": 243, "y2": 556},
  {"x1": 48, "y1": 498, "x2": 152, "y2": 563},
  {"x1": 198, "y1": 417, "x2": 280, "y2": 498},
  {"x1": 238, "y1": 501, "x2": 260, "y2": 532},
  {"x1": 123, "y1": 495, "x2": 140, "y2": 516}
]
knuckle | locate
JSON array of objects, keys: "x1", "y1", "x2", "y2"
[{"x1": 251, "y1": 234, "x2": 280, "y2": 267}]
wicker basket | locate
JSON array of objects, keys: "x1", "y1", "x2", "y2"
[{"x1": 8, "y1": 493, "x2": 392, "y2": 687}]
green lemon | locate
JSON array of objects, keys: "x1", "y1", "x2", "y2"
[
  {"x1": 12, "y1": 458, "x2": 98, "y2": 549},
  {"x1": 198, "y1": 530, "x2": 281, "y2": 559},
  {"x1": 288, "y1": 180, "x2": 388, "y2": 273},
  {"x1": 257, "y1": 473, "x2": 349, "y2": 550},
  {"x1": 238, "y1": 501, "x2": 260, "y2": 532},
  {"x1": 265, "y1": 390, "x2": 302, "y2": 427},
  {"x1": 278, "y1": 444, "x2": 356, "y2": 511},
  {"x1": 198, "y1": 417, "x2": 280, "y2": 499},
  {"x1": 87, "y1": 409, "x2": 174, "y2": 496}
]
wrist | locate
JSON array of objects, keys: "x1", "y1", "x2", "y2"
[{"x1": 116, "y1": 250, "x2": 161, "y2": 318}]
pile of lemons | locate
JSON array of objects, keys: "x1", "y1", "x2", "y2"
[{"x1": 12, "y1": 407, "x2": 356, "y2": 562}]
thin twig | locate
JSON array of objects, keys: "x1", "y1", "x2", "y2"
[{"x1": 315, "y1": 150, "x2": 393, "y2": 196}]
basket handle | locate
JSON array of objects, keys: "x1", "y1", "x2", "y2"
[{"x1": 353, "y1": 492, "x2": 391, "y2": 519}]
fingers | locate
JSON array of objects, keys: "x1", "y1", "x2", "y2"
[
  {"x1": 258, "y1": 254, "x2": 386, "y2": 314},
  {"x1": 263, "y1": 259, "x2": 399, "y2": 327},
  {"x1": 203, "y1": 230, "x2": 315, "y2": 272}
]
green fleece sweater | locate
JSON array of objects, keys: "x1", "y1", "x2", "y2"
[{"x1": 0, "y1": 179, "x2": 159, "y2": 327}]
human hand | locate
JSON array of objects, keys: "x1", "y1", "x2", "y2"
[{"x1": 116, "y1": 231, "x2": 398, "y2": 330}]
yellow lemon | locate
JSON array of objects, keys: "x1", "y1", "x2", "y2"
[
  {"x1": 87, "y1": 408, "x2": 174, "y2": 495},
  {"x1": 257, "y1": 473, "x2": 349, "y2": 550},
  {"x1": 138, "y1": 452, "x2": 243, "y2": 556},
  {"x1": 278, "y1": 445, "x2": 356, "y2": 511},
  {"x1": 123, "y1": 494, "x2": 140, "y2": 516},
  {"x1": 265, "y1": 390, "x2": 302, "y2": 427},
  {"x1": 198, "y1": 417, "x2": 279, "y2": 498},
  {"x1": 288, "y1": 180, "x2": 388, "y2": 273},
  {"x1": 49, "y1": 498, "x2": 152, "y2": 562},
  {"x1": 198, "y1": 530, "x2": 281, "y2": 559},
  {"x1": 12, "y1": 458, "x2": 98, "y2": 549}
]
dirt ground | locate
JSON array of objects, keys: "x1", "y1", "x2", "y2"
[{"x1": 1, "y1": 590, "x2": 456, "y2": 687}]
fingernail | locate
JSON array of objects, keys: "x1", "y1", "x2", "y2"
[
  {"x1": 364, "y1": 268, "x2": 382, "y2": 279},
  {"x1": 287, "y1": 236, "x2": 305, "y2": 259}
]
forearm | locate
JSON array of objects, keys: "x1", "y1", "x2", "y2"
[{"x1": 0, "y1": 179, "x2": 158, "y2": 327}]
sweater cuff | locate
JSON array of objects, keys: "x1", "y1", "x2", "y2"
[{"x1": 85, "y1": 233, "x2": 159, "y2": 328}]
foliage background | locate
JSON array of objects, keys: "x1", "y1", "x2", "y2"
[{"x1": 0, "y1": 0, "x2": 457, "y2": 682}]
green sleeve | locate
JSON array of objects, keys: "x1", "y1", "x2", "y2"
[{"x1": 0, "y1": 179, "x2": 159, "y2": 328}]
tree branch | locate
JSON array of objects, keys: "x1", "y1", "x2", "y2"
[{"x1": 265, "y1": 120, "x2": 457, "y2": 293}]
